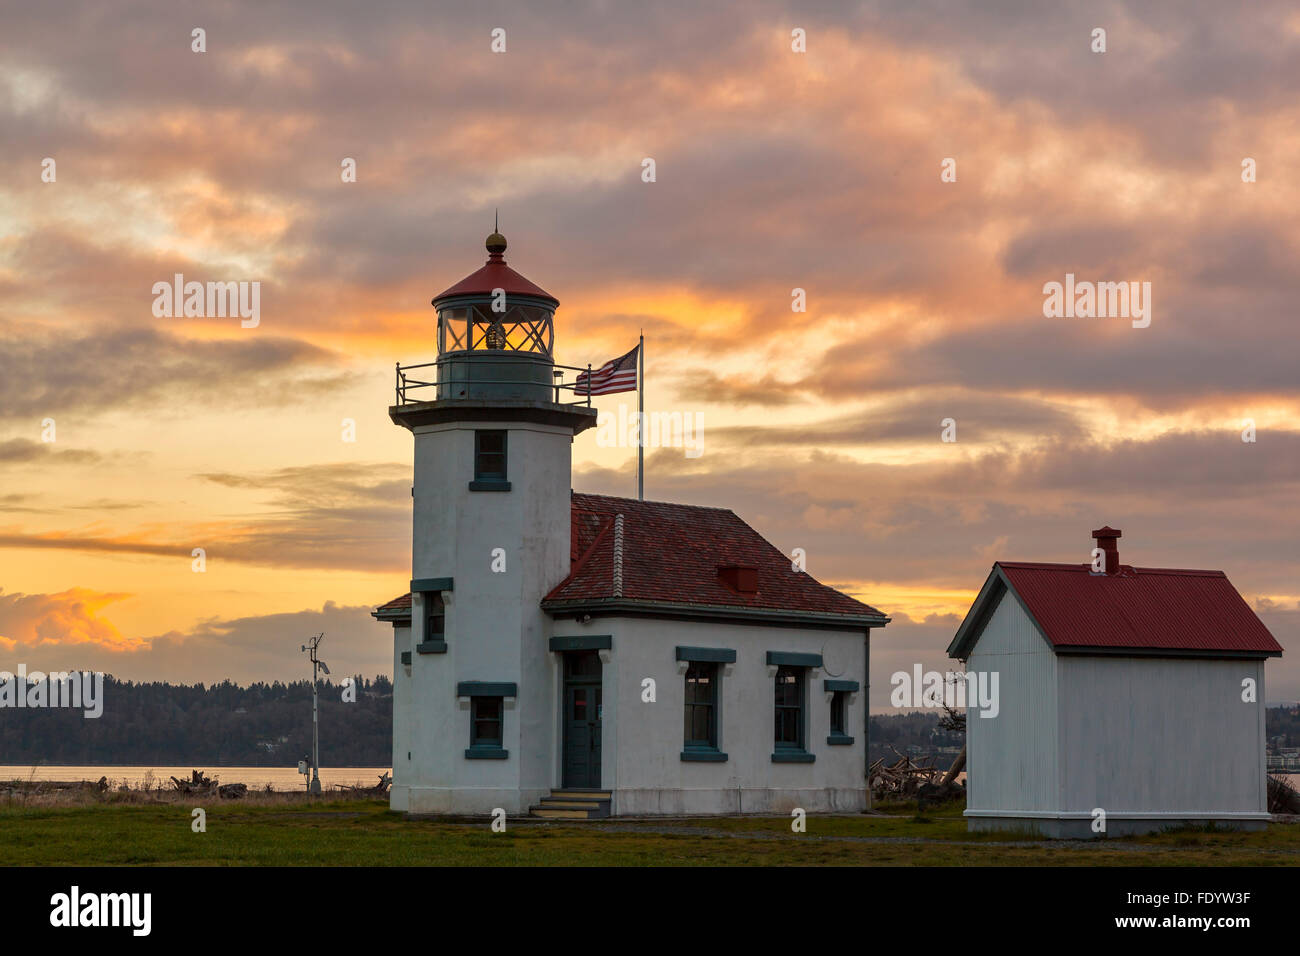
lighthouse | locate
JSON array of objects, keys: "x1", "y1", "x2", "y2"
[
  {"x1": 386, "y1": 227, "x2": 596, "y2": 815},
  {"x1": 375, "y1": 229, "x2": 887, "y2": 820}
]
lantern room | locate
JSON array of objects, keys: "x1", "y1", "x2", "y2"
[
  {"x1": 394, "y1": 226, "x2": 595, "y2": 409},
  {"x1": 432, "y1": 229, "x2": 557, "y2": 356}
]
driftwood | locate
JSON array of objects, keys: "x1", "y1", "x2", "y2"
[
  {"x1": 217, "y1": 783, "x2": 248, "y2": 799},
  {"x1": 169, "y1": 770, "x2": 218, "y2": 793},
  {"x1": 870, "y1": 747, "x2": 966, "y2": 809},
  {"x1": 939, "y1": 744, "x2": 966, "y2": 787},
  {"x1": 1268, "y1": 774, "x2": 1300, "y2": 814},
  {"x1": 337, "y1": 772, "x2": 391, "y2": 795},
  {"x1": 869, "y1": 750, "x2": 941, "y2": 798}
]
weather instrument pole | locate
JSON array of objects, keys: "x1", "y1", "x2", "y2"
[{"x1": 301, "y1": 633, "x2": 329, "y2": 795}]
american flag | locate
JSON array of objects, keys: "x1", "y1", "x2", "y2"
[{"x1": 575, "y1": 344, "x2": 639, "y2": 396}]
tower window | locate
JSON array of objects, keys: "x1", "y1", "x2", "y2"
[
  {"x1": 465, "y1": 696, "x2": 507, "y2": 759},
  {"x1": 471, "y1": 697, "x2": 503, "y2": 748},
  {"x1": 470, "y1": 430, "x2": 511, "y2": 491},
  {"x1": 415, "y1": 590, "x2": 447, "y2": 654},
  {"x1": 425, "y1": 592, "x2": 445, "y2": 640}
]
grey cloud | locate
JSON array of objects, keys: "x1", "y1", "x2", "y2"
[
  {"x1": 0, "y1": 325, "x2": 353, "y2": 420},
  {"x1": 707, "y1": 392, "x2": 1085, "y2": 444},
  {"x1": 0, "y1": 438, "x2": 101, "y2": 464}
]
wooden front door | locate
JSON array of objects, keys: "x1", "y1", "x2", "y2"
[{"x1": 562, "y1": 651, "x2": 603, "y2": 789}]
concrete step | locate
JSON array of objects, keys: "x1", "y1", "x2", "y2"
[
  {"x1": 529, "y1": 789, "x2": 613, "y2": 819},
  {"x1": 530, "y1": 807, "x2": 600, "y2": 820},
  {"x1": 549, "y1": 790, "x2": 612, "y2": 801}
]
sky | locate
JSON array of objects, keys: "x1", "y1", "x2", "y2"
[{"x1": 1, "y1": 0, "x2": 1297, "y2": 707}]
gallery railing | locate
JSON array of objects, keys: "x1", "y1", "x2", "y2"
[{"x1": 395, "y1": 359, "x2": 595, "y2": 407}]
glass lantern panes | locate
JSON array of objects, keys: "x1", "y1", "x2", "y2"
[{"x1": 438, "y1": 303, "x2": 554, "y2": 355}]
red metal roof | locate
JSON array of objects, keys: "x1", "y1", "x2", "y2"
[
  {"x1": 987, "y1": 561, "x2": 1282, "y2": 656},
  {"x1": 541, "y1": 493, "x2": 886, "y2": 623},
  {"x1": 432, "y1": 246, "x2": 557, "y2": 305}
]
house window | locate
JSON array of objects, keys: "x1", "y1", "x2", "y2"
[
  {"x1": 475, "y1": 430, "x2": 507, "y2": 481},
  {"x1": 824, "y1": 679, "x2": 857, "y2": 745},
  {"x1": 774, "y1": 665, "x2": 805, "y2": 749},
  {"x1": 471, "y1": 697, "x2": 503, "y2": 750},
  {"x1": 683, "y1": 662, "x2": 719, "y2": 751}
]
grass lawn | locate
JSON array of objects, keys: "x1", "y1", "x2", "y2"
[{"x1": 1, "y1": 797, "x2": 1297, "y2": 865}]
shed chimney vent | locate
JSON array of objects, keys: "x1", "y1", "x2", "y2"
[{"x1": 1091, "y1": 526, "x2": 1122, "y2": 575}]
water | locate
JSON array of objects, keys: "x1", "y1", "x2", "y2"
[{"x1": 0, "y1": 765, "x2": 391, "y2": 791}]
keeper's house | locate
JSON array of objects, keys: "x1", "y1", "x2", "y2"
[
  {"x1": 948, "y1": 527, "x2": 1282, "y2": 837},
  {"x1": 373, "y1": 230, "x2": 888, "y2": 818}
]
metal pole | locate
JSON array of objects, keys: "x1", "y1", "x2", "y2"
[
  {"x1": 304, "y1": 633, "x2": 322, "y2": 796},
  {"x1": 637, "y1": 333, "x2": 644, "y2": 501},
  {"x1": 310, "y1": 657, "x2": 321, "y2": 794}
]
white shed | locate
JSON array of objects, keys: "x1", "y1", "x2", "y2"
[{"x1": 947, "y1": 527, "x2": 1282, "y2": 837}]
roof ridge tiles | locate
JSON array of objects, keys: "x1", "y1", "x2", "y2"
[
  {"x1": 572, "y1": 492, "x2": 733, "y2": 513},
  {"x1": 996, "y1": 560, "x2": 1227, "y2": 577},
  {"x1": 543, "y1": 514, "x2": 615, "y2": 602}
]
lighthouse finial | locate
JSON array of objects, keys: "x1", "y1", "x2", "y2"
[{"x1": 486, "y1": 211, "x2": 507, "y2": 257}]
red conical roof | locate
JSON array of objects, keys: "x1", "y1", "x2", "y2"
[{"x1": 432, "y1": 231, "x2": 558, "y2": 306}]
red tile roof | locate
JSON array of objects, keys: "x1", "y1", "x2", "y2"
[
  {"x1": 541, "y1": 493, "x2": 886, "y2": 624},
  {"x1": 950, "y1": 561, "x2": 1282, "y2": 658},
  {"x1": 373, "y1": 494, "x2": 887, "y2": 627},
  {"x1": 373, "y1": 592, "x2": 412, "y2": 618}
]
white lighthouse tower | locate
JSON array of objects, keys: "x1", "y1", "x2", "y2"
[{"x1": 387, "y1": 227, "x2": 597, "y2": 815}]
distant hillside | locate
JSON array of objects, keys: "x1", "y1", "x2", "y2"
[{"x1": 0, "y1": 676, "x2": 391, "y2": 767}]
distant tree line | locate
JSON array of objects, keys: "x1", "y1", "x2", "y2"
[
  {"x1": 1268, "y1": 704, "x2": 1300, "y2": 748},
  {"x1": 2, "y1": 678, "x2": 1292, "y2": 768},
  {"x1": 870, "y1": 705, "x2": 1300, "y2": 764},
  {"x1": 0, "y1": 675, "x2": 392, "y2": 767}
]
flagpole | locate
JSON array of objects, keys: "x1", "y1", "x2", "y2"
[{"x1": 637, "y1": 332, "x2": 644, "y2": 501}]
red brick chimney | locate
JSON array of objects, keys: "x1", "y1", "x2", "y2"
[
  {"x1": 717, "y1": 565, "x2": 758, "y2": 594},
  {"x1": 1091, "y1": 526, "x2": 1122, "y2": 575}
]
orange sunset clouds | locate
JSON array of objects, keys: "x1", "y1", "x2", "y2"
[{"x1": 1, "y1": 1, "x2": 1297, "y2": 706}]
